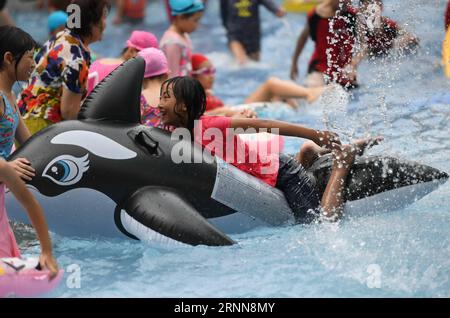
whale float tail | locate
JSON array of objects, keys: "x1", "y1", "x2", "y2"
[{"x1": 309, "y1": 154, "x2": 448, "y2": 215}]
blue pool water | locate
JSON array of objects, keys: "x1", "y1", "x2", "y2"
[{"x1": 10, "y1": 0, "x2": 450, "y2": 297}]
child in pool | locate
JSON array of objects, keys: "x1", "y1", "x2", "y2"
[
  {"x1": 0, "y1": 0, "x2": 14, "y2": 26},
  {"x1": 113, "y1": 0, "x2": 147, "y2": 25},
  {"x1": 190, "y1": 53, "x2": 324, "y2": 116},
  {"x1": 220, "y1": 0, "x2": 286, "y2": 64},
  {"x1": 0, "y1": 26, "x2": 58, "y2": 276},
  {"x1": 160, "y1": 0, "x2": 204, "y2": 77},
  {"x1": 88, "y1": 30, "x2": 158, "y2": 95},
  {"x1": 138, "y1": 47, "x2": 170, "y2": 127},
  {"x1": 346, "y1": 0, "x2": 419, "y2": 82},
  {"x1": 290, "y1": 0, "x2": 358, "y2": 88},
  {"x1": 157, "y1": 76, "x2": 382, "y2": 222}
]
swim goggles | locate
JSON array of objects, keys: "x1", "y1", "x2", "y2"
[{"x1": 191, "y1": 66, "x2": 216, "y2": 76}]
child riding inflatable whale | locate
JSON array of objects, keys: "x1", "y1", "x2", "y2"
[{"x1": 6, "y1": 58, "x2": 448, "y2": 247}]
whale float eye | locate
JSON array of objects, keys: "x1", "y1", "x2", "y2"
[{"x1": 43, "y1": 154, "x2": 90, "y2": 186}]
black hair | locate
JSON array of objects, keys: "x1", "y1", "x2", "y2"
[
  {"x1": 178, "y1": 10, "x2": 204, "y2": 19},
  {"x1": 68, "y1": 0, "x2": 110, "y2": 39},
  {"x1": 0, "y1": 26, "x2": 37, "y2": 74},
  {"x1": 161, "y1": 76, "x2": 206, "y2": 132}
]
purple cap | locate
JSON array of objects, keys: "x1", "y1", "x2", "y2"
[{"x1": 138, "y1": 48, "x2": 169, "y2": 78}]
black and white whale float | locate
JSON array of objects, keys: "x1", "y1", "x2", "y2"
[{"x1": 6, "y1": 58, "x2": 448, "y2": 247}]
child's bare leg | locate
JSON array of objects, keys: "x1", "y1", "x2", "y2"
[
  {"x1": 320, "y1": 137, "x2": 383, "y2": 220},
  {"x1": 295, "y1": 141, "x2": 330, "y2": 169},
  {"x1": 244, "y1": 77, "x2": 275, "y2": 103},
  {"x1": 229, "y1": 41, "x2": 248, "y2": 64},
  {"x1": 305, "y1": 71, "x2": 326, "y2": 88},
  {"x1": 320, "y1": 145, "x2": 354, "y2": 220},
  {"x1": 245, "y1": 77, "x2": 325, "y2": 104}
]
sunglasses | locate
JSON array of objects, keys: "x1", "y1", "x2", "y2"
[{"x1": 191, "y1": 66, "x2": 216, "y2": 76}]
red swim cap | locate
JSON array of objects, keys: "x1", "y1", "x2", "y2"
[{"x1": 191, "y1": 53, "x2": 209, "y2": 71}]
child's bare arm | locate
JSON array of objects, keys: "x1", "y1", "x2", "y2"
[
  {"x1": 230, "y1": 118, "x2": 340, "y2": 150},
  {"x1": 113, "y1": 0, "x2": 125, "y2": 25},
  {"x1": 163, "y1": 44, "x2": 183, "y2": 78},
  {"x1": 260, "y1": 0, "x2": 282, "y2": 15},
  {"x1": 290, "y1": 24, "x2": 310, "y2": 80},
  {"x1": 0, "y1": 160, "x2": 58, "y2": 276}
]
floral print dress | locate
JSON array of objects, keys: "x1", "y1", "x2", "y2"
[{"x1": 18, "y1": 29, "x2": 91, "y2": 126}]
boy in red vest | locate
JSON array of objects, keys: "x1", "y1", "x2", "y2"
[
  {"x1": 113, "y1": 0, "x2": 147, "y2": 25},
  {"x1": 290, "y1": 0, "x2": 358, "y2": 89}
]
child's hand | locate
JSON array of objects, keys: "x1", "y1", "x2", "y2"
[
  {"x1": 240, "y1": 109, "x2": 257, "y2": 118},
  {"x1": 316, "y1": 131, "x2": 341, "y2": 151},
  {"x1": 276, "y1": 8, "x2": 287, "y2": 18},
  {"x1": 233, "y1": 109, "x2": 257, "y2": 119},
  {"x1": 290, "y1": 64, "x2": 299, "y2": 81},
  {"x1": 9, "y1": 158, "x2": 35, "y2": 181},
  {"x1": 39, "y1": 252, "x2": 59, "y2": 279}
]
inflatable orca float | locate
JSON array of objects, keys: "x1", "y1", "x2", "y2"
[{"x1": 6, "y1": 58, "x2": 449, "y2": 247}]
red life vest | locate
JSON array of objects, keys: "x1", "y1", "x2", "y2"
[
  {"x1": 365, "y1": 18, "x2": 398, "y2": 57},
  {"x1": 446, "y1": 0, "x2": 450, "y2": 30},
  {"x1": 307, "y1": 7, "x2": 357, "y2": 87},
  {"x1": 124, "y1": 0, "x2": 146, "y2": 19},
  {"x1": 206, "y1": 94, "x2": 225, "y2": 111}
]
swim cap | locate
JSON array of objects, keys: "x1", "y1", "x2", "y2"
[
  {"x1": 169, "y1": 0, "x2": 204, "y2": 16},
  {"x1": 191, "y1": 53, "x2": 209, "y2": 71},
  {"x1": 138, "y1": 48, "x2": 169, "y2": 78},
  {"x1": 126, "y1": 31, "x2": 159, "y2": 51},
  {"x1": 47, "y1": 11, "x2": 68, "y2": 33}
]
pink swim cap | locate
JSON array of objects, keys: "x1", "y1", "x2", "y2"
[
  {"x1": 126, "y1": 31, "x2": 159, "y2": 51},
  {"x1": 138, "y1": 48, "x2": 169, "y2": 78}
]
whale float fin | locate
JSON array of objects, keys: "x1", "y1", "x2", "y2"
[
  {"x1": 79, "y1": 57, "x2": 145, "y2": 124},
  {"x1": 120, "y1": 187, "x2": 235, "y2": 246}
]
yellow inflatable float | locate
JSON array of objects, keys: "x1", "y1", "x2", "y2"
[
  {"x1": 283, "y1": 0, "x2": 321, "y2": 13},
  {"x1": 443, "y1": 26, "x2": 450, "y2": 78}
]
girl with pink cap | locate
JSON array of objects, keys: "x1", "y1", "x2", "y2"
[
  {"x1": 88, "y1": 30, "x2": 159, "y2": 95},
  {"x1": 138, "y1": 48, "x2": 171, "y2": 127}
]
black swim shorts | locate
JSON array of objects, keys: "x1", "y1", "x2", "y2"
[
  {"x1": 276, "y1": 154, "x2": 320, "y2": 223},
  {"x1": 227, "y1": 30, "x2": 261, "y2": 56}
]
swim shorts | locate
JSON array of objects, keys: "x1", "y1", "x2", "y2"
[
  {"x1": 276, "y1": 154, "x2": 320, "y2": 223},
  {"x1": 227, "y1": 30, "x2": 261, "y2": 56}
]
